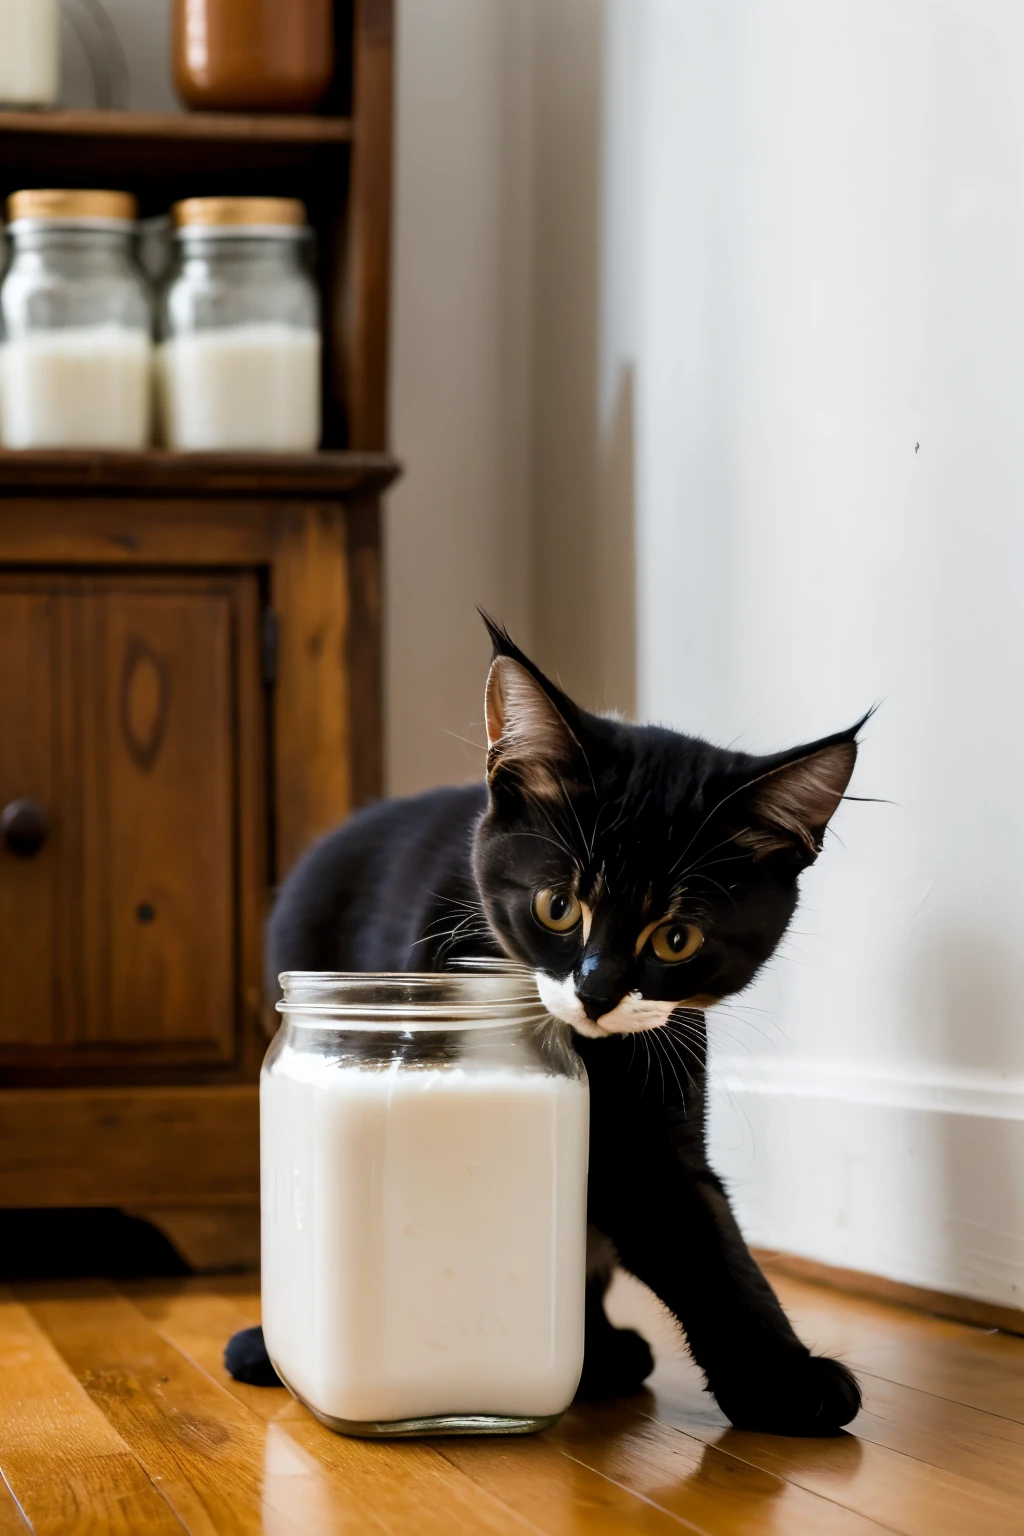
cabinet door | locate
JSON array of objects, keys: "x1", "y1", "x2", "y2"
[
  {"x1": 0, "y1": 573, "x2": 263, "y2": 1073},
  {"x1": 0, "y1": 590, "x2": 65, "y2": 1047}
]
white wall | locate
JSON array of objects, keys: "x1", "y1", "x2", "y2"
[
  {"x1": 621, "y1": 0, "x2": 1024, "y2": 1310},
  {"x1": 68, "y1": 2, "x2": 1024, "y2": 1308},
  {"x1": 386, "y1": 0, "x2": 536, "y2": 794}
]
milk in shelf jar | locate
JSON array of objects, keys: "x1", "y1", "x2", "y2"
[
  {"x1": 0, "y1": 0, "x2": 59, "y2": 107},
  {"x1": 158, "y1": 197, "x2": 321, "y2": 451},
  {"x1": 0, "y1": 191, "x2": 152, "y2": 449},
  {"x1": 261, "y1": 966, "x2": 590, "y2": 1436}
]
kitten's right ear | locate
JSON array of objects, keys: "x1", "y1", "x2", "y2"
[{"x1": 484, "y1": 656, "x2": 579, "y2": 801}]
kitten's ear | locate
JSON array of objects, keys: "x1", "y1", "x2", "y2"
[
  {"x1": 485, "y1": 656, "x2": 580, "y2": 800},
  {"x1": 735, "y1": 729, "x2": 861, "y2": 862}
]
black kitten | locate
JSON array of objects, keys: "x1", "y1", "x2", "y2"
[{"x1": 228, "y1": 618, "x2": 865, "y2": 1435}]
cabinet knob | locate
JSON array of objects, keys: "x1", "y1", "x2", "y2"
[{"x1": 1, "y1": 799, "x2": 49, "y2": 858}]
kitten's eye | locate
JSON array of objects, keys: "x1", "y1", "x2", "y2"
[
  {"x1": 533, "y1": 888, "x2": 583, "y2": 933},
  {"x1": 650, "y1": 922, "x2": 704, "y2": 962}
]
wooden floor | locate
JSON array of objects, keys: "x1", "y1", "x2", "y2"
[{"x1": 2, "y1": 1267, "x2": 1023, "y2": 1534}]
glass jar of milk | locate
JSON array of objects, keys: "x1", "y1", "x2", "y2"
[
  {"x1": 261, "y1": 966, "x2": 590, "y2": 1436},
  {"x1": 0, "y1": 0, "x2": 59, "y2": 107},
  {"x1": 0, "y1": 190, "x2": 152, "y2": 449},
  {"x1": 159, "y1": 197, "x2": 321, "y2": 451}
]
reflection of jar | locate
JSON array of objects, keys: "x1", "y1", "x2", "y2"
[
  {"x1": 261, "y1": 966, "x2": 589, "y2": 1436},
  {"x1": 0, "y1": 0, "x2": 59, "y2": 107},
  {"x1": 158, "y1": 198, "x2": 321, "y2": 452},
  {"x1": 173, "y1": 0, "x2": 334, "y2": 113},
  {"x1": 0, "y1": 191, "x2": 152, "y2": 450}
]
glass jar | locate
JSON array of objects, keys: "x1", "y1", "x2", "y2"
[
  {"x1": 158, "y1": 197, "x2": 321, "y2": 452},
  {"x1": 0, "y1": 190, "x2": 152, "y2": 450},
  {"x1": 0, "y1": 0, "x2": 59, "y2": 108},
  {"x1": 173, "y1": 0, "x2": 334, "y2": 113},
  {"x1": 261, "y1": 967, "x2": 590, "y2": 1437}
]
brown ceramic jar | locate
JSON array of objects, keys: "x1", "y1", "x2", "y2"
[{"x1": 173, "y1": 0, "x2": 334, "y2": 113}]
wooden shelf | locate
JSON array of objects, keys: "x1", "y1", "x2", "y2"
[
  {"x1": 0, "y1": 449, "x2": 400, "y2": 499},
  {"x1": 0, "y1": 109, "x2": 352, "y2": 191},
  {"x1": 0, "y1": 108, "x2": 353, "y2": 146}
]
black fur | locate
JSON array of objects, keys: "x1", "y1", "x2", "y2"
[{"x1": 229, "y1": 620, "x2": 864, "y2": 1435}]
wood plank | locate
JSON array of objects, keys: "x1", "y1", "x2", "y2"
[
  {"x1": 341, "y1": 0, "x2": 395, "y2": 448},
  {"x1": 0, "y1": 449, "x2": 399, "y2": 497},
  {"x1": 0, "y1": 499, "x2": 278, "y2": 567},
  {"x1": 344, "y1": 499, "x2": 384, "y2": 806},
  {"x1": 23, "y1": 1282, "x2": 324, "y2": 1534},
  {"x1": 609, "y1": 1272, "x2": 1024, "y2": 1534},
  {"x1": 80, "y1": 581, "x2": 238, "y2": 1060},
  {"x1": 132, "y1": 1279, "x2": 886, "y2": 1536},
  {"x1": 771, "y1": 1273, "x2": 1024, "y2": 1424},
  {"x1": 757, "y1": 1250, "x2": 1024, "y2": 1339},
  {"x1": 0, "y1": 590, "x2": 61, "y2": 1050},
  {"x1": 0, "y1": 1478, "x2": 30, "y2": 1535},
  {"x1": 0, "y1": 1087, "x2": 258, "y2": 1207},
  {"x1": 271, "y1": 505, "x2": 352, "y2": 875},
  {"x1": 851, "y1": 1369, "x2": 1024, "y2": 1500},
  {"x1": 550, "y1": 1404, "x2": 887, "y2": 1535},
  {"x1": 0, "y1": 1286, "x2": 183, "y2": 1534},
  {"x1": 0, "y1": 109, "x2": 353, "y2": 145},
  {"x1": 122, "y1": 1281, "x2": 548, "y2": 1535}
]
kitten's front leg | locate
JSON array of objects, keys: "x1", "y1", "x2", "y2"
[
  {"x1": 619, "y1": 1159, "x2": 861, "y2": 1434},
  {"x1": 582, "y1": 1038, "x2": 860, "y2": 1435}
]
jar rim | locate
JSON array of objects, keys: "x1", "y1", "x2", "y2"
[
  {"x1": 277, "y1": 961, "x2": 549, "y2": 1030},
  {"x1": 7, "y1": 219, "x2": 136, "y2": 236},
  {"x1": 172, "y1": 225, "x2": 311, "y2": 243}
]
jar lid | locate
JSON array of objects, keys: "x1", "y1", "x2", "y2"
[
  {"x1": 7, "y1": 189, "x2": 138, "y2": 225},
  {"x1": 172, "y1": 197, "x2": 308, "y2": 232}
]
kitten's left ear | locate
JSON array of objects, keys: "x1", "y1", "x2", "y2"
[
  {"x1": 735, "y1": 724, "x2": 864, "y2": 862},
  {"x1": 484, "y1": 656, "x2": 581, "y2": 800}
]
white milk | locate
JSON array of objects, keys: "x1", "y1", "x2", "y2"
[
  {"x1": 158, "y1": 324, "x2": 321, "y2": 451},
  {"x1": 261, "y1": 1050, "x2": 589, "y2": 1425},
  {"x1": 0, "y1": 0, "x2": 59, "y2": 106},
  {"x1": 0, "y1": 326, "x2": 152, "y2": 449}
]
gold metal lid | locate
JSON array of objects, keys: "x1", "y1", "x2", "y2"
[
  {"x1": 7, "y1": 189, "x2": 138, "y2": 224},
  {"x1": 171, "y1": 197, "x2": 308, "y2": 230}
]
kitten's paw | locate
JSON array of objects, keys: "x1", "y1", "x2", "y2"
[
  {"x1": 576, "y1": 1325, "x2": 655, "y2": 1400},
  {"x1": 224, "y1": 1325, "x2": 282, "y2": 1388},
  {"x1": 713, "y1": 1350, "x2": 861, "y2": 1436}
]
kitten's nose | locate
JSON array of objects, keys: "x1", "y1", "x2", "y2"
[{"x1": 575, "y1": 952, "x2": 627, "y2": 1023}]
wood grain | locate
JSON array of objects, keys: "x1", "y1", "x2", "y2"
[
  {"x1": 772, "y1": 1272, "x2": 1024, "y2": 1424},
  {"x1": 0, "y1": 108, "x2": 353, "y2": 144},
  {"x1": 757, "y1": 1248, "x2": 1024, "y2": 1339},
  {"x1": 271, "y1": 505, "x2": 352, "y2": 876},
  {"x1": 608, "y1": 1270, "x2": 1024, "y2": 1536},
  {"x1": 0, "y1": 1286, "x2": 182, "y2": 1534},
  {"x1": 24, "y1": 1282, "x2": 310, "y2": 1535},
  {"x1": 120, "y1": 1281, "x2": 544, "y2": 1535},
  {"x1": 6, "y1": 1270, "x2": 1024, "y2": 1534},
  {"x1": 342, "y1": 0, "x2": 395, "y2": 448},
  {"x1": 0, "y1": 591, "x2": 61, "y2": 1049},
  {"x1": 0, "y1": 1087, "x2": 258, "y2": 1207},
  {"x1": 84, "y1": 582, "x2": 239, "y2": 1059},
  {"x1": 0, "y1": 449, "x2": 399, "y2": 497}
]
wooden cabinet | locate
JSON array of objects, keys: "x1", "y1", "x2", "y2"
[
  {"x1": 0, "y1": 1, "x2": 398, "y2": 1224},
  {"x1": 0, "y1": 573, "x2": 254, "y2": 1068},
  {"x1": 0, "y1": 460, "x2": 397, "y2": 1210}
]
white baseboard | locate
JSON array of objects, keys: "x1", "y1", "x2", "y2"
[{"x1": 708, "y1": 1056, "x2": 1024, "y2": 1314}]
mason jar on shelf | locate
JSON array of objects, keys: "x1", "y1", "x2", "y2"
[
  {"x1": 0, "y1": 190, "x2": 153, "y2": 450},
  {"x1": 260, "y1": 964, "x2": 590, "y2": 1437},
  {"x1": 158, "y1": 197, "x2": 322, "y2": 453}
]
